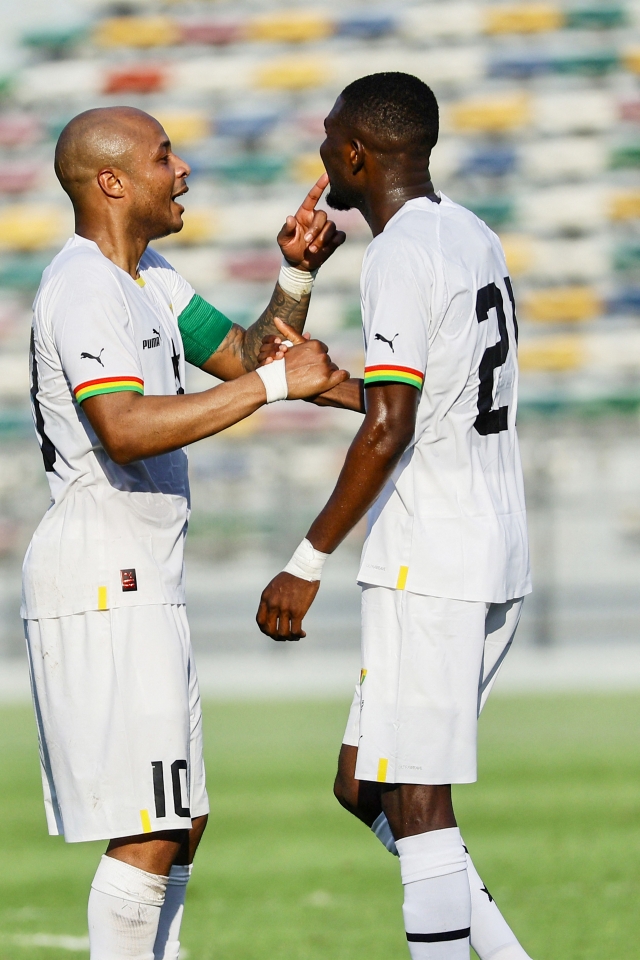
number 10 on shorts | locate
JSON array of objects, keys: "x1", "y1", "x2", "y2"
[{"x1": 151, "y1": 760, "x2": 191, "y2": 818}]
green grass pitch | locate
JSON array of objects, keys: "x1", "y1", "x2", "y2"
[{"x1": 0, "y1": 693, "x2": 639, "y2": 959}]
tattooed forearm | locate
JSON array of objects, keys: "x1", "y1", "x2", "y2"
[{"x1": 241, "y1": 283, "x2": 311, "y2": 372}]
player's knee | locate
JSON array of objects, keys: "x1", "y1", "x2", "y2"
[
  {"x1": 191, "y1": 813, "x2": 208, "y2": 841},
  {"x1": 333, "y1": 769, "x2": 359, "y2": 812}
]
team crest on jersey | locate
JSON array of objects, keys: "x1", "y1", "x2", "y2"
[
  {"x1": 120, "y1": 568, "x2": 137, "y2": 591},
  {"x1": 143, "y1": 329, "x2": 161, "y2": 350}
]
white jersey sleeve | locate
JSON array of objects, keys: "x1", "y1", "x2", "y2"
[
  {"x1": 52, "y1": 271, "x2": 144, "y2": 404},
  {"x1": 362, "y1": 242, "x2": 429, "y2": 392},
  {"x1": 141, "y1": 247, "x2": 233, "y2": 367}
]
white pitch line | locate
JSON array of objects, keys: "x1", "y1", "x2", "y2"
[{"x1": 12, "y1": 933, "x2": 89, "y2": 951}]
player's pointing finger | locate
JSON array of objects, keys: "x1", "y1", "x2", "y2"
[{"x1": 297, "y1": 173, "x2": 329, "y2": 214}]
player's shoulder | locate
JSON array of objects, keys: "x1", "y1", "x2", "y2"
[{"x1": 37, "y1": 236, "x2": 120, "y2": 301}]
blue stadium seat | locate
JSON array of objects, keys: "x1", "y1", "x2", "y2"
[
  {"x1": 608, "y1": 288, "x2": 640, "y2": 313},
  {"x1": 336, "y1": 15, "x2": 397, "y2": 39},
  {"x1": 215, "y1": 112, "x2": 280, "y2": 140},
  {"x1": 462, "y1": 146, "x2": 517, "y2": 177},
  {"x1": 489, "y1": 53, "x2": 553, "y2": 79}
]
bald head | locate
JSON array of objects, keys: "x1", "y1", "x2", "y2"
[{"x1": 54, "y1": 106, "x2": 161, "y2": 207}]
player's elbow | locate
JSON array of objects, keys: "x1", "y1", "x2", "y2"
[
  {"x1": 369, "y1": 416, "x2": 415, "y2": 463},
  {"x1": 102, "y1": 436, "x2": 138, "y2": 465}
]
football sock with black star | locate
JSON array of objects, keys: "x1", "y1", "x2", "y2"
[{"x1": 463, "y1": 845, "x2": 533, "y2": 960}]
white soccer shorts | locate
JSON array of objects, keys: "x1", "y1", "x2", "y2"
[
  {"x1": 24, "y1": 604, "x2": 209, "y2": 843},
  {"x1": 342, "y1": 586, "x2": 524, "y2": 785}
]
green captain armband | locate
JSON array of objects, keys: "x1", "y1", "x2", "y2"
[{"x1": 177, "y1": 294, "x2": 233, "y2": 367}]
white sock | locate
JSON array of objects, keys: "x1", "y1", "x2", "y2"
[
  {"x1": 153, "y1": 864, "x2": 192, "y2": 960},
  {"x1": 463, "y1": 846, "x2": 532, "y2": 960},
  {"x1": 88, "y1": 855, "x2": 168, "y2": 960},
  {"x1": 371, "y1": 811, "x2": 399, "y2": 855},
  {"x1": 370, "y1": 817, "x2": 532, "y2": 960},
  {"x1": 396, "y1": 827, "x2": 471, "y2": 959}
]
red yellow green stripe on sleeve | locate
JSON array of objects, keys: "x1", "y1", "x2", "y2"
[
  {"x1": 364, "y1": 365, "x2": 424, "y2": 389},
  {"x1": 74, "y1": 376, "x2": 144, "y2": 403}
]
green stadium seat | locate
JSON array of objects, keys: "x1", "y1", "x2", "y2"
[
  {"x1": 566, "y1": 5, "x2": 626, "y2": 29},
  {"x1": 609, "y1": 144, "x2": 640, "y2": 169},
  {"x1": 461, "y1": 197, "x2": 514, "y2": 229}
]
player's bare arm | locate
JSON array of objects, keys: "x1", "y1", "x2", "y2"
[
  {"x1": 256, "y1": 382, "x2": 419, "y2": 640},
  {"x1": 83, "y1": 335, "x2": 348, "y2": 464},
  {"x1": 198, "y1": 175, "x2": 346, "y2": 381}
]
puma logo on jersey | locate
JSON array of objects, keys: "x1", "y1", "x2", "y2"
[
  {"x1": 143, "y1": 330, "x2": 161, "y2": 350},
  {"x1": 80, "y1": 349, "x2": 104, "y2": 367},
  {"x1": 375, "y1": 333, "x2": 399, "y2": 352}
]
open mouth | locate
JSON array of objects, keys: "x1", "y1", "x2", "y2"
[{"x1": 171, "y1": 185, "x2": 188, "y2": 206}]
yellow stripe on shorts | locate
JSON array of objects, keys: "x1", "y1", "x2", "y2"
[
  {"x1": 396, "y1": 566, "x2": 409, "y2": 590},
  {"x1": 377, "y1": 758, "x2": 388, "y2": 783},
  {"x1": 98, "y1": 586, "x2": 108, "y2": 610},
  {"x1": 140, "y1": 809, "x2": 152, "y2": 833}
]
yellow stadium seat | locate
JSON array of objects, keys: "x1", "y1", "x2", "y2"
[
  {"x1": 247, "y1": 13, "x2": 333, "y2": 44},
  {"x1": 94, "y1": 17, "x2": 180, "y2": 49},
  {"x1": 292, "y1": 153, "x2": 326, "y2": 184},
  {"x1": 0, "y1": 205, "x2": 64, "y2": 251},
  {"x1": 156, "y1": 112, "x2": 210, "y2": 147},
  {"x1": 451, "y1": 94, "x2": 531, "y2": 133},
  {"x1": 519, "y1": 336, "x2": 585, "y2": 372},
  {"x1": 255, "y1": 56, "x2": 329, "y2": 90},
  {"x1": 499, "y1": 234, "x2": 535, "y2": 276},
  {"x1": 524, "y1": 287, "x2": 601, "y2": 323},
  {"x1": 155, "y1": 210, "x2": 217, "y2": 246},
  {"x1": 483, "y1": 3, "x2": 564, "y2": 34},
  {"x1": 623, "y1": 48, "x2": 640, "y2": 74},
  {"x1": 609, "y1": 190, "x2": 640, "y2": 220}
]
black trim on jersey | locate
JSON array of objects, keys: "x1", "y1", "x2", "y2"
[
  {"x1": 504, "y1": 275, "x2": 518, "y2": 344},
  {"x1": 30, "y1": 328, "x2": 56, "y2": 473},
  {"x1": 406, "y1": 928, "x2": 471, "y2": 943}
]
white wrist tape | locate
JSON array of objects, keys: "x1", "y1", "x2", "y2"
[
  {"x1": 278, "y1": 260, "x2": 318, "y2": 301},
  {"x1": 256, "y1": 357, "x2": 288, "y2": 403},
  {"x1": 283, "y1": 538, "x2": 328, "y2": 582}
]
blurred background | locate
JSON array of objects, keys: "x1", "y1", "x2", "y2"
[{"x1": 2, "y1": 0, "x2": 640, "y2": 697}]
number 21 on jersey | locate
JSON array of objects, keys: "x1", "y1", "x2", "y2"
[{"x1": 473, "y1": 277, "x2": 517, "y2": 436}]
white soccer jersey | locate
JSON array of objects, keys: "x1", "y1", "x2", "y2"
[
  {"x1": 22, "y1": 235, "x2": 232, "y2": 619},
  {"x1": 357, "y1": 195, "x2": 531, "y2": 604}
]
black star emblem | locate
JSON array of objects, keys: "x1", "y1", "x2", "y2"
[
  {"x1": 480, "y1": 885, "x2": 493, "y2": 903},
  {"x1": 171, "y1": 339, "x2": 184, "y2": 395}
]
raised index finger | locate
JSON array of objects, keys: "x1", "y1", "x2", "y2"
[{"x1": 296, "y1": 172, "x2": 329, "y2": 216}]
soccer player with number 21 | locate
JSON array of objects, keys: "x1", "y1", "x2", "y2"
[{"x1": 258, "y1": 73, "x2": 533, "y2": 960}]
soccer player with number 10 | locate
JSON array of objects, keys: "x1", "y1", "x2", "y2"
[{"x1": 258, "y1": 73, "x2": 533, "y2": 960}]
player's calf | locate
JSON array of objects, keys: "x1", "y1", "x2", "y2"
[{"x1": 380, "y1": 785, "x2": 470, "y2": 959}]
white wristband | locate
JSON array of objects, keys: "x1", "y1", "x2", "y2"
[
  {"x1": 255, "y1": 357, "x2": 288, "y2": 403},
  {"x1": 283, "y1": 538, "x2": 328, "y2": 582},
  {"x1": 278, "y1": 259, "x2": 318, "y2": 301}
]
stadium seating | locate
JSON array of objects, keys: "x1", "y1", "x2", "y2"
[{"x1": 1, "y1": 0, "x2": 640, "y2": 402}]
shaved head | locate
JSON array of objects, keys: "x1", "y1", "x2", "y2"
[{"x1": 55, "y1": 106, "x2": 160, "y2": 207}]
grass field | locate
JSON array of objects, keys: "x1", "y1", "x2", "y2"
[{"x1": 0, "y1": 693, "x2": 639, "y2": 959}]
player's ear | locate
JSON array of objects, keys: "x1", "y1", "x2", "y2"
[
  {"x1": 97, "y1": 167, "x2": 126, "y2": 200},
  {"x1": 349, "y1": 139, "x2": 365, "y2": 175}
]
